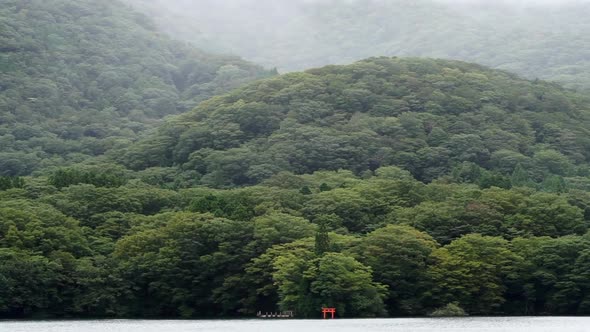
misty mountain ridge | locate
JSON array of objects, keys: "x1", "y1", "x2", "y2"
[
  {"x1": 124, "y1": 0, "x2": 590, "y2": 90},
  {"x1": 0, "y1": 0, "x2": 272, "y2": 176}
]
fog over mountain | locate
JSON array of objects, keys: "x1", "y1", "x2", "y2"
[
  {"x1": 437, "y1": 0, "x2": 589, "y2": 5},
  {"x1": 124, "y1": 0, "x2": 590, "y2": 90}
]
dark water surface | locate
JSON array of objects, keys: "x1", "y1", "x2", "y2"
[{"x1": 1, "y1": 317, "x2": 589, "y2": 332}]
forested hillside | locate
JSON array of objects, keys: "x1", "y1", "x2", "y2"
[
  {"x1": 2, "y1": 168, "x2": 590, "y2": 318},
  {"x1": 119, "y1": 57, "x2": 590, "y2": 190},
  {"x1": 123, "y1": 0, "x2": 590, "y2": 90},
  {"x1": 2, "y1": 57, "x2": 590, "y2": 318},
  {"x1": 0, "y1": 0, "x2": 272, "y2": 176}
]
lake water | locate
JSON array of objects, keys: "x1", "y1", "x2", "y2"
[{"x1": 1, "y1": 317, "x2": 589, "y2": 332}]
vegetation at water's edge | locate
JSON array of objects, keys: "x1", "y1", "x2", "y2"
[
  {"x1": 429, "y1": 303, "x2": 468, "y2": 317},
  {"x1": 2, "y1": 166, "x2": 590, "y2": 318}
]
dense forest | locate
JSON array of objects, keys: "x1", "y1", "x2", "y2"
[
  {"x1": 118, "y1": 58, "x2": 590, "y2": 190},
  {"x1": 2, "y1": 55, "x2": 590, "y2": 318},
  {"x1": 1, "y1": 168, "x2": 590, "y2": 317},
  {"x1": 0, "y1": 0, "x2": 272, "y2": 177},
  {"x1": 124, "y1": 0, "x2": 590, "y2": 90}
]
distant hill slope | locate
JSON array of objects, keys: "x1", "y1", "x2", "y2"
[
  {"x1": 119, "y1": 57, "x2": 590, "y2": 188},
  {"x1": 123, "y1": 0, "x2": 590, "y2": 90},
  {"x1": 0, "y1": 0, "x2": 272, "y2": 176}
]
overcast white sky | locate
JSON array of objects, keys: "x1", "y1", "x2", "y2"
[{"x1": 436, "y1": 0, "x2": 590, "y2": 4}]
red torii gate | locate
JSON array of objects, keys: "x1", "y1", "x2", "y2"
[{"x1": 322, "y1": 307, "x2": 336, "y2": 319}]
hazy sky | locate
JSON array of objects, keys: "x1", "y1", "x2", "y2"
[
  {"x1": 436, "y1": 0, "x2": 590, "y2": 5},
  {"x1": 438, "y1": 0, "x2": 589, "y2": 2},
  {"x1": 123, "y1": 0, "x2": 590, "y2": 80}
]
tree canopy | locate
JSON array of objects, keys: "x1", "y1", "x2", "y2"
[
  {"x1": 3, "y1": 2, "x2": 590, "y2": 318},
  {"x1": 1, "y1": 166, "x2": 590, "y2": 318},
  {"x1": 119, "y1": 57, "x2": 590, "y2": 189},
  {"x1": 0, "y1": 0, "x2": 272, "y2": 176}
]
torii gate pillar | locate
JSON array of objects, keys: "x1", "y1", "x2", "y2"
[{"x1": 322, "y1": 307, "x2": 336, "y2": 319}]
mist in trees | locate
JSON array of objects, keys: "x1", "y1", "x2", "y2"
[
  {"x1": 0, "y1": 0, "x2": 273, "y2": 176},
  {"x1": 123, "y1": 0, "x2": 590, "y2": 90}
]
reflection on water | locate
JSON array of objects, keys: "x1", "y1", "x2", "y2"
[{"x1": 1, "y1": 317, "x2": 589, "y2": 332}]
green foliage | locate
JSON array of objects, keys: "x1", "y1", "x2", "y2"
[
  {"x1": 353, "y1": 225, "x2": 438, "y2": 315},
  {"x1": 123, "y1": 58, "x2": 590, "y2": 188},
  {"x1": 0, "y1": 200, "x2": 91, "y2": 256},
  {"x1": 189, "y1": 191, "x2": 256, "y2": 221},
  {"x1": 511, "y1": 163, "x2": 534, "y2": 188},
  {"x1": 49, "y1": 166, "x2": 128, "y2": 189},
  {"x1": 428, "y1": 234, "x2": 521, "y2": 315},
  {"x1": 429, "y1": 302, "x2": 467, "y2": 317},
  {"x1": 3, "y1": 0, "x2": 590, "y2": 320},
  {"x1": 0, "y1": 248, "x2": 60, "y2": 317},
  {"x1": 510, "y1": 236, "x2": 590, "y2": 315},
  {"x1": 0, "y1": 177, "x2": 24, "y2": 191},
  {"x1": 113, "y1": 213, "x2": 255, "y2": 317},
  {"x1": 0, "y1": 0, "x2": 272, "y2": 175},
  {"x1": 253, "y1": 213, "x2": 316, "y2": 253},
  {"x1": 1, "y1": 169, "x2": 590, "y2": 317},
  {"x1": 273, "y1": 252, "x2": 387, "y2": 317},
  {"x1": 1, "y1": 15, "x2": 590, "y2": 317},
  {"x1": 314, "y1": 220, "x2": 330, "y2": 256},
  {"x1": 393, "y1": 186, "x2": 587, "y2": 244}
]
